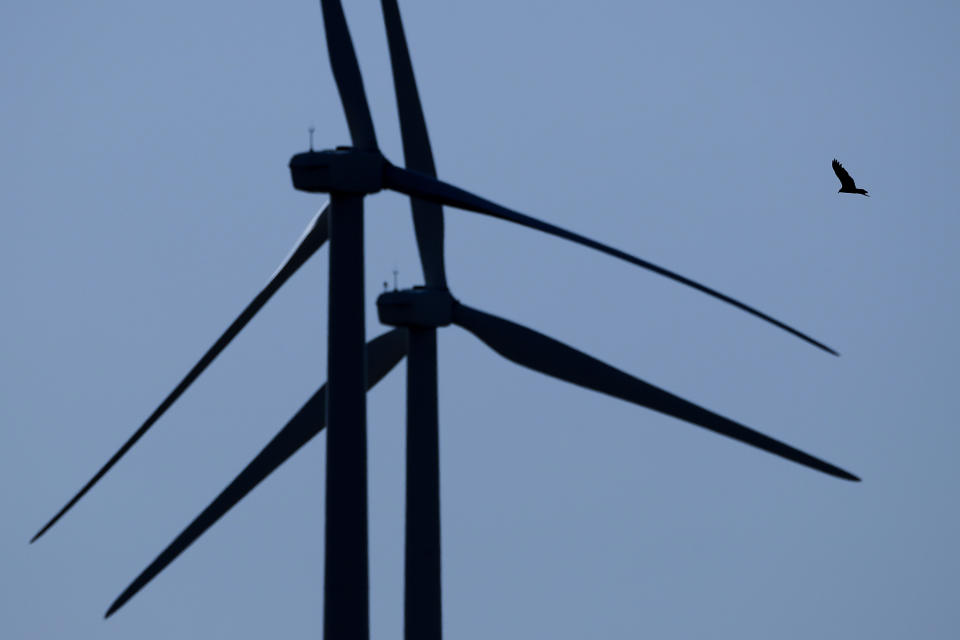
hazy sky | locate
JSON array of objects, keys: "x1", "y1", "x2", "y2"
[{"x1": 3, "y1": 1, "x2": 959, "y2": 638}]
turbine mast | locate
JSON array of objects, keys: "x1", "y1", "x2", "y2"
[{"x1": 379, "y1": 287, "x2": 454, "y2": 640}]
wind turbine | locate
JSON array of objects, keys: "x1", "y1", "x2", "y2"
[
  {"x1": 31, "y1": 1, "x2": 857, "y2": 638},
  {"x1": 375, "y1": 4, "x2": 857, "y2": 639}
]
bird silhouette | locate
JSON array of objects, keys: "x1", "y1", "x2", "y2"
[{"x1": 832, "y1": 159, "x2": 869, "y2": 196}]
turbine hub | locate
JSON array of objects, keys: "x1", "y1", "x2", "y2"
[
  {"x1": 377, "y1": 287, "x2": 454, "y2": 328},
  {"x1": 289, "y1": 147, "x2": 385, "y2": 194}
]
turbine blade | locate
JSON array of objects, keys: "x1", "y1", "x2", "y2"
[
  {"x1": 380, "y1": 0, "x2": 446, "y2": 289},
  {"x1": 384, "y1": 165, "x2": 837, "y2": 356},
  {"x1": 105, "y1": 328, "x2": 408, "y2": 618},
  {"x1": 320, "y1": 0, "x2": 378, "y2": 150},
  {"x1": 452, "y1": 302, "x2": 858, "y2": 481},
  {"x1": 31, "y1": 207, "x2": 330, "y2": 544}
]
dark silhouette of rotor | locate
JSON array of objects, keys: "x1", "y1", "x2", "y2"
[{"x1": 832, "y1": 159, "x2": 869, "y2": 196}]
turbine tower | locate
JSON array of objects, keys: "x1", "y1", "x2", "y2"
[{"x1": 32, "y1": 2, "x2": 858, "y2": 638}]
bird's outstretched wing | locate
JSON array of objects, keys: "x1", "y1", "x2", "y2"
[{"x1": 832, "y1": 159, "x2": 857, "y2": 190}]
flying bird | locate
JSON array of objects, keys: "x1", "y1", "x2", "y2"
[{"x1": 832, "y1": 159, "x2": 869, "y2": 196}]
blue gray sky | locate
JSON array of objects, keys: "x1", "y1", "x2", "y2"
[{"x1": 3, "y1": 1, "x2": 958, "y2": 638}]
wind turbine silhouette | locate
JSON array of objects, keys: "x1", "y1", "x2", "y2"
[{"x1": 32, "y1": 1, "x2": 857, "y2": 638}]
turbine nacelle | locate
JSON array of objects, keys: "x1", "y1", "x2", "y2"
[
  {"x1": 377, "y1": 287, "x2": 454, "y2": 328},
  {"x1": 289, "y1": 147, "x2": 386, "y2": 194}
]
